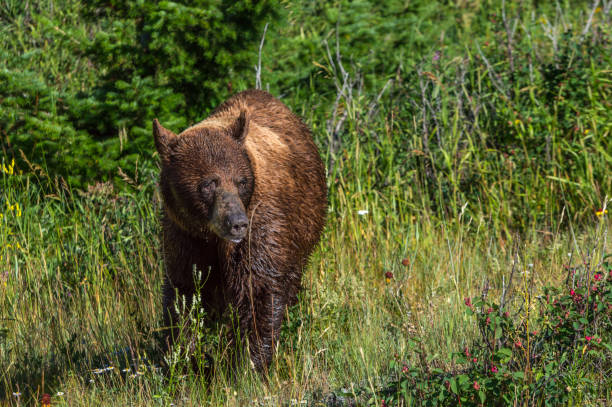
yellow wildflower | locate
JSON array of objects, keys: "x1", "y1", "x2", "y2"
[
  {"x1": 596, "y1": 209, "x2": 608, "y2": 217},
  {"x1": 595, "y1": 7, "x2": 602, "y2": 13},
  {"x1": 4, "y1": 202, "x2": 21, "y2": 217},
  {"x1": 1, "y1": 159, "x2": 15, "y2": 175}
]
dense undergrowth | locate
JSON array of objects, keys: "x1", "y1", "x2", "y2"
[{"x1": 1, "y1": 0, "x2": 611, "y2": 405}]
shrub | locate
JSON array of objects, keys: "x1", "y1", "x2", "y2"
[
  {"x1": 0, "y1": 0, "x2": 278, "y2": 186},
  {"x1": 384, "y1": 254, "x2": 612, "y2": 406}
]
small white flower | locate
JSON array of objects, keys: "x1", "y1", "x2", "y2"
[
  {"x1": 357, "y1": 209, "x2": 369, "y2": 216},
  {"x1": 105, "y1": 366, "x2": 114, "y2": 371},
  {"x1": 56, "y1": 392, "x2": 65, "y2": 396},
  {"x1": 528, "y1": 263, "x2": 534, "y2": 268},
  {"x1": 122, "y1": 368, "x2": 130, "y2": 373},
  {"x1": 89, "y1": 379, "x2": 94, "y2": 383},
  {"x1": 568, "y1": 253, "x2": 572, "y2": 257},
  {"x1": 12, "y1": 392, "x2": 21, "y2": 397}
]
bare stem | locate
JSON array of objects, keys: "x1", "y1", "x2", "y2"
[{"x1": 255, "y1": 22, "x2": 269, "y2": 90}]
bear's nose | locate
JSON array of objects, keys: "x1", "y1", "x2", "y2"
[{"x1": 227, "y1": 213, "x2": 248, "y2": 236}]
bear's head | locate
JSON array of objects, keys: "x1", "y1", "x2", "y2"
[{"x1": 153, "y1": 112, "x2": 254, "y2": 243}]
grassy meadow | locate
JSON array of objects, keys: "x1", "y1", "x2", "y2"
[
  {"x1": 2, "y1": 154, "x2": 609, "y2": 406},
  {"x1": 1, "y1": 0, "x2": 612, "y2": 405}
]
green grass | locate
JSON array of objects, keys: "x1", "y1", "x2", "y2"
[{"x1": 1, "y1": 161, "x2": 610, "y2": 405}]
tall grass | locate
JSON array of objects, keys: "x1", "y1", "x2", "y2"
[{"x1": 1, "y1": 155, "x2": 610, "y2": 405}]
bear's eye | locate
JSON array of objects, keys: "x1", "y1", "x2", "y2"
[
  {"x1": 200, "y1": 179, "x2": 217, "y2": 196},
  {"x1": 237, "y1": 178, "x2": 248, "y2": 189}
]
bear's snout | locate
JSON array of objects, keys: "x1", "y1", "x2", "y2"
[
  {"x1": 210, "y1": 191, "x2": 249, "y2": 243},
  {"x1": 225, "y1": 212, "x2": 248, "y2": 241}
]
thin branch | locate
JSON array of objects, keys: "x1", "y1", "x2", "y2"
[
  {"x1": 581, "y1": 0, "x2": 601, "y2": 38},
  {"x1": 500, "y1": 238, "x2": 519, "y2": 314},
  {"x1": 254, "y1": 22, "x2": 269, "y2": 90},
  {"x1": 502, "y1": 0, "x2": 516, "y2": 92},
  {"x1": 366, "y1": 79, "x2": 393, "y2": 121},
  {"x1": 475, "y1": 42, "x2": 510, "y2": 99}
]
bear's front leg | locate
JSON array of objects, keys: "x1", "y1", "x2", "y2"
[
  {"x1": 233, "y1": 283, "x2": 286, "y2": 372},
  {"x1": 161, "y1": 218, "x2": 223, "y2": 373}
]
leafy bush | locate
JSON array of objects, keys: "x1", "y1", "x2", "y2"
[
  {"x1": 77, "y1": 0, "x2": 279, "y2": 131},
  {"x1": 1, "y1": 0, "x2": 278, "y2": 186},
  {"x1": 384, "y1": 254, "x2": 612, "y2": 406}
]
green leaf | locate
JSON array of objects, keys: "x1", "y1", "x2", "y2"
[
  {"x1": 457, "y1": 374, "x2": 470, "y2": 386},
  {"x1": 494, "y1": 326, "x2": 503, "y2": 339},
  {"x1": 450, "y1": 378, "x2": 458, "y2": 395}
]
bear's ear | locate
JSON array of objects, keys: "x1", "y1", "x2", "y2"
[
  {"x1": 231, "y1": 110, "x2": 250, "y2": 143},
  {"x1": 153, "y1": 119, "x2": 177, "y2": 163}
]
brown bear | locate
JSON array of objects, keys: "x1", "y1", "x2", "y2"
[{"x1": 153, "y1": 90, "x2": 327, "y2": 372}]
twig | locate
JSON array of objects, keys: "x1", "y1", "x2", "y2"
[
  {"x1": 500, "y1": 238, "x2": 519, "y2": 314},
  {"x1": 475, "y1": 43, "x2": 510, "y2": 99},
  {"x1": 334, "y1": 17, "x2": 350, "y2": 99},
  {"x1": 501, "y1": 0, "x2": 517, "y2": 93},
  {"x1": 417, "y1": 72, "x2": 430, "y2": 153},
  {"x1": 366, "y1": 79, "x2": 393, "y2": 121},
  {"x1": 324, "y1": 19, "x2": 361, "y2": 174},
  {"x1": 581, "y1": 0, "x2": 600, "y2": 38},
  {"x1": 325, "y1": 38, "x2": 351, "y2": 151},
  {"x1": 541, "y1": 17, "x2": 559, "y2": 54},
  {"x1": 254, "y1": 23, "x2": 269, "y2": 90}
]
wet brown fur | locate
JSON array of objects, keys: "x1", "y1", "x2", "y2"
[{"x1": 155, "y1": 90, "x2": 327, "y2": 372}]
